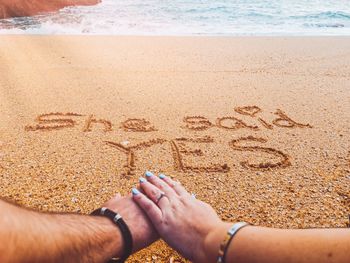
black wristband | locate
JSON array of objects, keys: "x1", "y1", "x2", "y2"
[{"x1": 91, "y1": 207, "x2": 133, "y2": 263}]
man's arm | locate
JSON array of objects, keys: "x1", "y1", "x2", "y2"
[
  {"x1": 0, "y1": 195, "x2": 158, "y2": 263},
  {"x1": 0, "y1": 199, "x2": 121, "y2": 263},
  {"x1": 0, "y1": 0, "x2": 101, "y2": 19}
]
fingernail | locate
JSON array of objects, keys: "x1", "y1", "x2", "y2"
[
  {"x1": 132, "y1": 188, "x2": 140, "y2": 195},
  {"x1": 191, "y1": 193, "x2": 197, "y2": 199},
  {"x1": 159, "y1": 173, "x2": 166, "y2": 179},
  {"x1": 139, "y1": 177, "x2": 146, "y2": 183},
  {"x1": 145, "y1": 171, "x2": 154, "y2": 178}
]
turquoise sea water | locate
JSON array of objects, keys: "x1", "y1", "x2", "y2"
[{"x1": 0, "y1": 0, "x2": 350, "y2": 35}]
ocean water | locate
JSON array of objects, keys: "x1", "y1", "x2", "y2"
[{"x1": 0, "y1": 0, "x2": 350, "y2": 35}]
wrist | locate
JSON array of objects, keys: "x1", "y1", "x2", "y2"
[
  {"x1": 90, "y1": 207, "x2": 134, "y2": 262},
  {"x1": 94, "y1": 216, "x2": 124, "y2": 259},
  {"x1": 202, "y1": 222, "x2": 232, "y2": 263}
]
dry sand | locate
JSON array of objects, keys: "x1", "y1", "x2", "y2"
[{"x1": 0, "y1": 36, "x2": 349, "y2": 262}]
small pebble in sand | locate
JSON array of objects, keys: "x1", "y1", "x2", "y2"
[{"x1": 121, "y1": 141, "x2": 130, "y2": 146}]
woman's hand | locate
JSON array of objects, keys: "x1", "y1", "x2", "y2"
[{"x1": 132, "y1": 171, "x2": 230, "y2": 263}]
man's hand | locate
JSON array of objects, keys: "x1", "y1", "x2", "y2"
[
  {"x1": 102, "y1": 194, "x2": 159, "y2": 252},
  {"x1": 0, "y1": 0, "x2": 101, "y2": 19},
  {"x1": 0, "y1": 193, "x2": 158, "y2": 263}
]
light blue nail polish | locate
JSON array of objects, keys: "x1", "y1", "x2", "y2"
[
  {"x1": 159, "y1": 174, "x2": 166, "y2": 179},
  {"x1": 132, "y1": 188, "x2": 140, "y2": 195},
  {"x1": 139, "y1": 177, "x2": 146, "y2": 183},
  {"x1": 145, "y1": 171, "x2": 154, "y2": 177}
]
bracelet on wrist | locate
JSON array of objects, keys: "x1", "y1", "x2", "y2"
[
  {"x1": 216, "y1": 222, "x2": 250, "y2": 263},
  {"x1": 91, "y1": 207, "x2": 133, "y2": 263}
]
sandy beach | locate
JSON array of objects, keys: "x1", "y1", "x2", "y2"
[{"x1": 0, "y1": 36, "x2": 349, "y2": 262}]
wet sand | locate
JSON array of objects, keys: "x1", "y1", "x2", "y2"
[{"x1": 0, "y1": 36, "x2": 349, "y2": 262}]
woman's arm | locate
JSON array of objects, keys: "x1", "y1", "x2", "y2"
[
  {"x1": 132, "y1": 171, "x2": 350, "y2": 263},
  {"x1": 206, "y1": 224, "x2": 350, "y2": 263}
]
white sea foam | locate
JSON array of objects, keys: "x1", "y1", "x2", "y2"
[{"x1": 0, "y1": 0, "x2": 350, "y2": 35}]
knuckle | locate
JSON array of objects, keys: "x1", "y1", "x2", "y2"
[
  {"x1": 155, "y1": 217, "x2": 164, "y2": 225},
  {"x1": 162, "y1": 214, "x2": 171, "y2": 225},
  {"x1": 144, "y1": 201, "x2": 154, "y2": 210},
  {"x1": 157, "y1": 183, "x2": 165, "y2": 190},
  {"x1": 174, "y1": 182, "x2": 182, "y2": 188},
  {"x1": 170, "y1": 203, "x2": 178, "y2": 211},
  {"x1": 179, "y1": 196, "x2": 188, "y2": 204},
  {"x1": 164, "y1": 178, "x2": 173, "y2": 185},
  {"x1": 134, "y1": 194, "x2": 142, "y2": 200},
  {"x1": 170, "y1": 182, "x2": 177, "y2": 188}
]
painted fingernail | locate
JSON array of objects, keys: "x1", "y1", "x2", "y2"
[
  {"x1": 132, "y1": 188, "x2": 140, "y2": 195},
  {"x1": 145, "y1": 171, "x2": 154, "y2": 178},
  {"x1": 139, "y1": 177, "x2": 146, "y2": 183},
  {"x1": 159, "y1": 173, "x2": 166, "y2": 179}
]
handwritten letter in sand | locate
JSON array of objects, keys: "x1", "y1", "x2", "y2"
[{"x1": 24, "y1": 106, "x2": 313, "y2": 175}]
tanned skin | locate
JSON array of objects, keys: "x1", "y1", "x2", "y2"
[
  {"x1": 0, "y1": 195, "x2": 158, "y2": 263},
  {"x1": 0, "y1": 0, "x2": 101, "y2": 19},
  {"x1": 0, "y1": 172, "x2": 348, "y2": 263}
]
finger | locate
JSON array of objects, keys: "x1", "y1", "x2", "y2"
[
  {"x1": 144, "y1": 171, "x2": 176, "y2": 197},
  {"x1": 139, "y1": 178, "x2": 171, "y2": 209},
  {"x1": 132, "y1": 188, "x2": 163, "y2": 225},
  {"x1": 103, "y1": 193, "x2": 123, "y2": 207},
  {"x1": 159, "y1": 173, "x2": 190, "y2": 197}
]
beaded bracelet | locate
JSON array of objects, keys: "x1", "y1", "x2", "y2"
[{"x1": 216, "y1": 222, "x2": 250, "y2": 263}]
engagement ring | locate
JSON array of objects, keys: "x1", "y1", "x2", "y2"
[{"x1": 156, "y1": 192, "x2": 166, "y2": 204}]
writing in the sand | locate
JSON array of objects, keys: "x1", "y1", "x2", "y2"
[{"x1": 25, "y1": 106, "x2": 312, "y2": 175}]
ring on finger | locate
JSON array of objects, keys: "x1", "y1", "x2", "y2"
[{"x1": 156, "y1": 192, "x2": 167, "y2": 204}]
